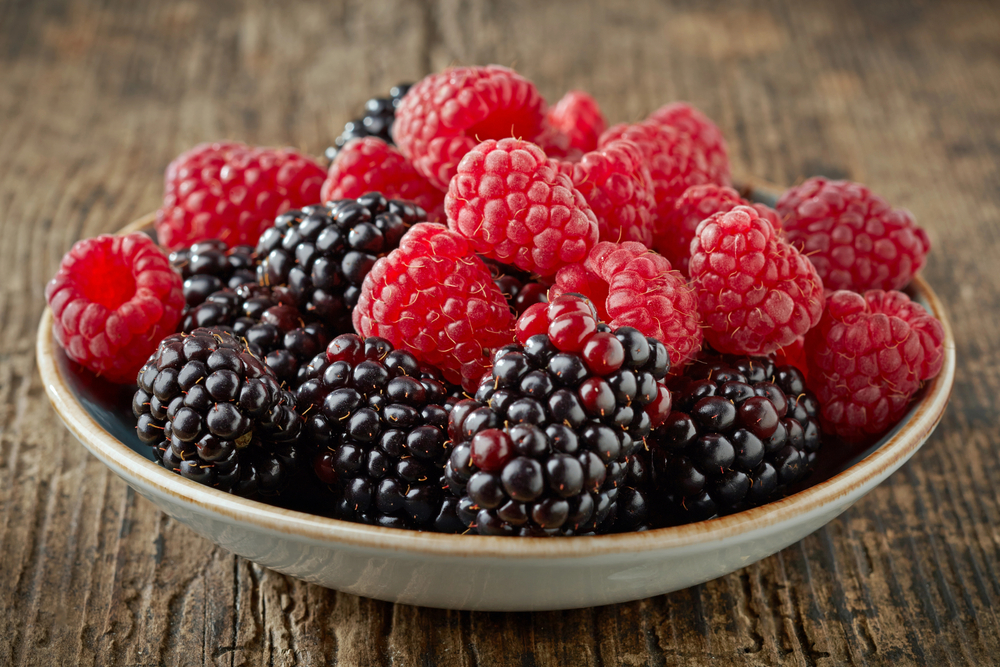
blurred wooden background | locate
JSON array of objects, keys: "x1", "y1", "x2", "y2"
[{"x1": 2, "y1": 0, "x2": 999, "y2": 664}]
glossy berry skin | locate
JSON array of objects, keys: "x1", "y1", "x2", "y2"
[
  {"x1": 295, "y1": 334, "x2": 461, "y2": 531},
  {"x1": 648, "y1": 102, "x2": 731, "y2": 188},
  {"x1": 392, "y1": 66, "x2": 546, "y2": 190},
  {"x1": 649, "y1": 353, "x2": 823, "y2": 522},
  {"x1": 544, "y1": 90, "x2": 606, "y2": 155},
  {"x1": 256, "y1": 194, "x2": 426, "y2": 335},
  {"x1": 690, "y1": 206, "x2": 825, "y2": 356},
  {"x1": 805, "y1": 289, "x2": 944, "y2": 440},
  {"x1": 551, "y1": 242, "x2": 703, "y2": 368},
  {"x1": 169, "y1": 239, "x2": 258, "y2": 320},
  {"x1": 552, "y1": 139, "x2": 656, "y2": 246},
  {"x1": 353, "y1": 223, "x2": 515, "y2": 391},
  {"x1": 155, "y1": 142, "x2": 326, "y2": 250},
  {"x1": 321, "y1": 138, "x2": 445, "y2": 223},
  {"x1": 445, "y1": 138, "x2": 599, "y2": 276},
  {"x1": 132, "y1": 329, "x2": 305, "y2": 498},
  {"x1": 46, "y1": 233, "x2": 185, "y2": 384},
  {"x1": 325, "y1": 83, "x2": 411, "y2": 160},
  {"x1": 776, "y1": 177, "x2": 931, "y2": 292},
  {"x1": 447, "y1": 295, "x2": 671, "y2": 536}
]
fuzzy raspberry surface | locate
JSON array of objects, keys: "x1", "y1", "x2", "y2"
[
  {"x1": 391, "y1": 66, "x2": 546, "y2": 191},
  {"x1": 552, "y1": 139, "x2": 655, "y2": 245},
  {"x1": 551, "y1": 242, "x2": 703, "y2": 367},
  {"x1": 320, "y1": 137, "x2": 444, "y2": 222},
  {"x1": 649, "y1": 102, "x2": 731, "y2": 187},
  {"x1": 545, "y1": 91, "x2": 606, "y2": 155},
  {"x1": 776, "y1": 177, "x2": 931, "y2": 292},
  {"x1": 690, "y1": 206, "x2": 825, "y2": 356},
  {"x1": 45, "y1": 233, "x2": 185, "y2": 384},
  {"x1": 805, "y1": 289, "x2": 944, "y2": 439},
  {"x1": 598, "y1": 121, "x2": 713, "y2": 234},
  {"x1": 352, "y1": 223, "x2": 515, "y2": 390},
  {"x1": 155, "y1": 142, "x2": 326, "y2": 251},
  {"x1": 445, "y1": 138, "x2": 599, "y2": 276},
  {"x1": 658, "y1": 184, "x2": 782, "y2": 276}
]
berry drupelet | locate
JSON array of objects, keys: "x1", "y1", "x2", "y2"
[
  {"x1": 325, "y1": 83, "x2": 412, "y2": 162},
  {"x1": 295, "y1": 334, "x2": 462, "y2": 532},
  {"x1": 179, "y1": 284, "x2": 330, "y2": 387},
  {"x1": 133, "y1": 328, "x2": 305, "y2": 498},
  {"x1": 482, "y1": 258, "x2": 549, "y2": 317},
  {"x1": 256, "y1": 193, "x2": 426, "y2": 335},
  {"x1": 169, "y1": 239, "x2": 257, "y2": 312},
  {"x1": 444, "y1": 294, "x2": 672, "y2": 536},
  {"x1": 650, "y1": 353, "x2": 823, "y2": 523}
]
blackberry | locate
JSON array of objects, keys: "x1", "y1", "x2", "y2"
[
  {"x1": 483, "y1": 258, "x2": 549, "y2": 317},
  {"x1": 179, "y1": 284, "x2": 330, "y2": 387},
  {"x1": 649, "y1": 353, "x2": 823, "y2": 522},
  {"x1": 445, "y1": 295, "x2": 672, "y2": 536},
  {"x1": 255, "y1": 194, "x2": 425, "y2": 334},
  {"x1": 132, "y1": 328, "x2": 305, "y2": 498},
  {"x1": 295, "y1": 333, "x2": 461, "y2": 531},
  {"x1": 168, "y1": 239, "x2": 257, "y2": 314},
  {"x1": 325, "y1": 83, "x2": 412, "y2": 162}
]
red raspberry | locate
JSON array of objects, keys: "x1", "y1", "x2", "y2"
[
  {"x1": 545, "y1": 91, "x2": 606, "y2": 155},
  {"x1": 445, "y1": 138, "x2": 599, "y2": 276},
  {"x1": 551, "y1": 242, "x2": 703, "y2": 367},
  {"x1": 392, "y1": 66, "x2": 546, "y2": 190},
  {"x1": 598, "y1": 121, "x2": 713, "y2": 236},
  {"x1": 649, "y1": 102, "x2": 731, "y2": 186},
  {"x1": 534, "y1": 124, "x2": 582, "y2": 162},
  {"x1": 776, "y1": 177, "x2": 931, "y2": 292},
  {"x1": 658, "y1": 184, "x2": 782, "y2": 276},
  {"x1": 155, "y1": 142, "x2": 326, "y2": 251},
  {"x1": 690, "y1": 206, "x2": 825, "y2": 356},
  {"x1": 45, "y1": 233, "x2": 185, "y2": 384},
  {"x1": 320, "y1": 137, "x2": 445, "y2": 222},
  {"x1": 352, "y1": 223, "x2": 514, "y2": 390},
  {"x1": 805, "y1": 289, "x2": 944, "y2": 439},
  {"x1": 552, "y1": 139, "x2": 656, "y2": 246}
]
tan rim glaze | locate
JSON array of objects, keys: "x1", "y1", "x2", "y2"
[{"x1": 37, "y1": 213, "x2": 955, "y2": 559}]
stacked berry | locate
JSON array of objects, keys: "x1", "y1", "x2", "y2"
[
  {"x1": 296, "y1": 334, "x2": 461, "y2": 531},
  {"x1": 444, "y1": 295, "x2": 671, "y2": 536},
  {"x1": 169, "y1": 239, "x2": 257, "y2": 312},
  {"x1": 650, "y1": 354, "x2": 822, "y2": 522},
  {"x1": 325, "y1": 83, "x2": 412, "y2": 162},
  {"x1": 133, "y1": 329, "x2": 305, "y2": 497}
]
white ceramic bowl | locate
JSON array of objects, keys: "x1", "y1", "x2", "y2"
[{"x1": 37, "y1": 213, "x2": 955, "y2": 611}]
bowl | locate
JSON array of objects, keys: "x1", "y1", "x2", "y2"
[{"x1": 36, "y1": 207, "x2": 955, "y2": 612}]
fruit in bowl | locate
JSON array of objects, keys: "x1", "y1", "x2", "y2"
[{"x1": 37, "y1": 64, "x2": 953, "y2": 609}]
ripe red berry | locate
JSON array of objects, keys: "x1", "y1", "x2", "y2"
[
  {"x1": 470, "y1": 429, "x2": 515, "y2": 472},
  {"x1": 648, "y1": 102, "x2": 731, "y2": 187},
  {"x1": 545, "y1": 91, "x2": 607, "y2": 155}
]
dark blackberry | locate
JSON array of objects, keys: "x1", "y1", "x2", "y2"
[
  {"x1": 325, "y1": 83, "x2": 412, "y2": 163},
  {"x1": 132, "y1": 328, "x2": 305, "y2": 498},
  {"x1": 445, "y1": 303, "x2": 671, "y2": 536},
  {"x1": 482, "y1": 258, "x2": 549, "y2": 317},
  {"x1": 296, "y1": 333, "x2": 460, "y2": 532},
  {"x1": 649, "y1": 353, "x2": 823, "y2": 523},
  {"x1": 256, "y1": 195, "x2": 425, "y2": 335},
  {"x1": 179, "y1": 284, "x2": 330, "y2": 387},
  {"x1": 169, "y1": 239, "x2": 257, "y2": 314}
]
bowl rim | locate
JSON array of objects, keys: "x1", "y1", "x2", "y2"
[{"x1": 36, "y1": 212, "x2": 956, "y2": 559}]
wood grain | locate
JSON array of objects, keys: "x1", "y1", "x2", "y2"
[{"x1": 1, "y1": 0, "x2": 998, "y2": 664}]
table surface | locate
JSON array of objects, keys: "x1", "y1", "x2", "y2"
[{"x1": 3, "y1": 0, "x2": 998, "y2": 664}]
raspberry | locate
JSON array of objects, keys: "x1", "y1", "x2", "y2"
[
  {"x1": 45, "y1": 233, "x2": 185, "y2": 384},
  {"x1": 657, "y1": 184, "x2": 782, "y2": 276},
  {"x1": 804, "y1": 289, "x2": 944, "y2": 440},
  {"x1": 690, "y1": 206, "x2": 825, "y2": 356},
  {"x1": 552, "y1": 139, "x2": 656, "y2": 246},
  {"x1": 320, "y1": 138, "x2": 445, "y2": 222},
  {"x1": 545, "y1": 91, "x2": 606, "y2": 155},
  {"x1": 776, "y1": 177, "x2": 931, "y2": 292},
  {"x1": 352, "y1": 223, "x2": 515, "y2": 390},
  {"x1": 598, "y1": 121, "x2": 713, "y2": 234},
  {"x1": 392, "y1": 66, "x2": 546, "y2": 190},
  {"x1": 649, "y1": 102, "x2": 731, "y2": 186},
  {"x1": 445, "y1": 138, "x2": 599, "y2": 276},
  {"x1": 155, "y1": 143, "x2": 326, "y2": 251},
  {"x1": 551, "y1": 242, "x2": 703, "y2": 368}
]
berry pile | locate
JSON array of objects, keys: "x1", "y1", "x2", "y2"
[{"x1": 45, "y1": 64, "x2": 945, "y2": 537}]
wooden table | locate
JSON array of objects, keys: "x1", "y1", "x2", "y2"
[{"x1": 3, "y1": 0, "x2": 997, "y2": 664}]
